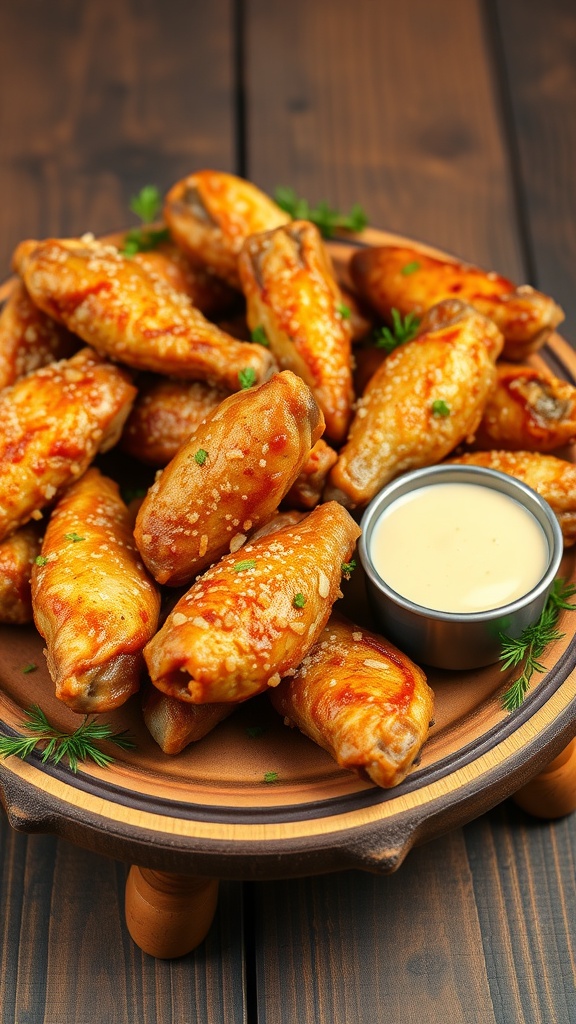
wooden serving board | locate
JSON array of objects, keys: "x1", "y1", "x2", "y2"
[{"x1": 1, "y1": 228, "x2": 575, "y2": 880}]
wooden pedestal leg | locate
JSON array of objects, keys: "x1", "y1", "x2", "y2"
[
  {"x1": 125, "y1": 866, "x2": 219, "y2": 958},
  {"x1": 513, "y1": 737, "x2": 576, "y2": 819}
]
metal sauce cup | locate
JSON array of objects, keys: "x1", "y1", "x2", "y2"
[{"x1": 359, "y1": 464, "x2": 563, "y2": 670}]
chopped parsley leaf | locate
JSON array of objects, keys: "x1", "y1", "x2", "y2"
[
  {"x1": 337, "y1": 302, "x2": 351, "y2": 319},
  {"x1": 233, "y1": 559, "x2": 256, "y2": 572},
  {"x1": 251, "y1": 326, "x2": 270, "y2": 347},
  {"x1": 35, "y1": 555, "x2": 48, "y2": 566},
  {"x1": 431, "y1": 399, "x2": 451, "y2": 417},
  {"x1": 194, "y1": 449, "x2": 208, "y2": 466},
  {"x1": 293, "y1": 593, "x2": 306, "y2": 608},
  {"x1": 64, "y1": 532, "x2": 85, "y2": 543},
  {"x1": 401, "y1": 261, "x2": 421, "y2": 276},
  {"x1": 239, "y1": 367, "x2": 257, "y2": 389},
  {"x1": 22, "y1": 663, "x2": 37, "y2": 674},
  {"x1": 263, "y1": 770, "x2": 279, "y2": 784}
]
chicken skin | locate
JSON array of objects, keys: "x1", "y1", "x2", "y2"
[
  {"x1": 0, "y1": 347, "x2": 135, "y2": 543},
  {"x1": 284, "y1": 439, "x2": 338, "y2": 510},
  {"x1": 450, "y1": 451, "x2": 576, "y2": 545},
  {"x1": 239, "y1": 221, "x2": 354, "y2": 443},
  {"x1": 472, "y1": 362, "x2": 576, "y2": 452},
  {"x1": 163, "y1": 170, "x2": 290, "y2": 288},
  {"x1": 134, "y1": 371, "x2": 324, "y2": 586},
  {"x1": 270, "y1": 615, "x2": 434, "y2": 789},
  {"x1": 350, "y1": 245, "x2": 564, "y2": 361},
  {"x1": 0, "y1": 522, "x2": 42, "y2": 624},
  {"x1": 0, "y1": 280, "x2": 78, "y2": 391},
  {"x1": 326, "y1": 300, "x2": 503, "y2": 509},
  {"x1": 144, "y1": 501, "x2": 361, "y2": 704},
  {"x1": 14, "y1": 237, "x2": 275, "y2": 391},
  {"x1": 141, "y1": 684, "x2": 234, "y2": 755},
  {"x1": 121, "y1": 375, "x2": 229, "y2": 466},
  {"x1": 32, "y1": 468, "x2": 160, "y2": 713}
]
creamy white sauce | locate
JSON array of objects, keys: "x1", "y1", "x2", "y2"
[{"x1": 370, "y1": 482, "x2": 549, "y2": 613}]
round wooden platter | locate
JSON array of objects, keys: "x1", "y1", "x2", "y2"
[{"x1": 1, "y1": 228, "x2": 576, "y2": 884}]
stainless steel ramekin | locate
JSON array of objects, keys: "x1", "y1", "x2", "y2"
[{"x1": 358, "y1": 464, "x2": 563, "y2": 670}]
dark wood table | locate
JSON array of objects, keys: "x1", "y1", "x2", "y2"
[{"x1": 1, "y1": 1, "x2": 576, "y2": 1020}]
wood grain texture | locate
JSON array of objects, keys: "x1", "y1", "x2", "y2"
[
  {"x1": 0, "y1": 810, "x2": 246, "y2": 1024},
  {"x1": 244, "y1": 0, "x2": 524, "y2": 275},
  {"x1": 492, "y1": 0, "x2": 576, "y2": 343},
  {"x1": 0, "y1": 0, "x2": 235, "y2": 277}
]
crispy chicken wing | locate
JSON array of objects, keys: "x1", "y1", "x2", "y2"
[
  {"x1": 0, "y1": 522, "x2": 42, "y2": 624},
  {"x1": 350, "y1": 245, "x2": 564, "y2": 361},
  {"x1": 141, "y1": 684, "x2": 233, "y2": 755},
  {"x1": 0, "y1": 347, "x2": 135, "y2": 543},
  {"x1": 238, "y1": 221, "x2": 354, "y2": 443},
  {"x1": 121, "y1": 375, "x2": 229, "y2": 466},
  {"x1": 325, "y1": 300, "x2": 503, "y2": 509},
  {"x1": 284, "y1": 439, "x2": 338, "y2": 509},
  {"x1": 163, "y1": 170, "x2": 290, "y2": 288},
  {"x1": 144, "y1": 501, "x2": 361, "y2": 704},
  {"x1": 472, "y1": 362, "x2": 576, "y2": 452},
  {"x1": 32, "y1": 468, "x2": 160, "y2": 713},
  {"x1": 134, "y1": 370, "x2": 324, "y2": 586},
  {"x1": 270, "y1": 615, "x2": 433, "y2": 788},
  {"x1": 0, "y1": 280, "x2": 78, "y2": 391},
  {"x1": 450, "y1": 451, "x2": 576, "y2": 545},
  {"x1": 14, "y1": 237, "x2": 274, "y2": 391}
]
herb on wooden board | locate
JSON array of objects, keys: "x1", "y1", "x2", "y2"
[{"x1": 0, "y1": 705, "x2": 134, "y2": 772}]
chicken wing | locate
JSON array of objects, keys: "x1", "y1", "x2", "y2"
[
  {"x1": 0, "y1": 347, "x2": 135, "y2": 543},
  {"x1": 325, "y1": 300, "x2": 503, "y2": 509},
  {"x1": 283, "y1": 439, "x2": 338, "y2": 509},
  {"x1": 238, "y1": 220, "x2": 354, "y2": 443},
  {"x1": 14, "y1": 237, "x2": 275, "y2": 391},
  {"x1": 121, "y1": 375, "x2": 229, "y2": 466},
  {"x1": 163, "y1": 170, "x2": 290, "y2": 288},
  {"x1": 471, "y1": 362, "x2": 576, "y2": 452},
  {"x1": 350, "y1": 245, "x2": 564, "y2": 361},
  {"x1": 450, "y1": 451, "x2": 576, "y2": 545},
  {"x1": 32, "y1": 468, "x2": 160, "y2": 713},
  {"x1": 0, "y1": 280, "x2": 78, "y2": 391},
  {"x1": 144, "y1": 501, "x2": 361, "y2": 704},
  {"x1": 0, "y1": 522, "x2": 42, "y2": 624},
  {"x1": 270, "y1": 614, "x2": 433, "y2": 788},
  {"x1": 142, "y1": 684, "x2": 233, "y2": 755},
  {"x1": 134, "y1": 370, "x2": 324, "y2": 586}
]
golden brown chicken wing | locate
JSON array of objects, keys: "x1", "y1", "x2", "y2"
[
  {"x1": 144, "y1": 501, "x2": 361, "y2": 704},
  {"x1": 163, "y1": 170, "x2": 290, "y2": 288},
  {"x1": 450, "y1": 451, "x2": 576, "y2": 545},
  {"x1": 350, "y1": 245, "x2": 564, "y2": 361},
  {"x1": 283, "y1": 439, "x2": 338, "y2": 509},
  {"x1": 0, "y1": 280, "x2": 78, "y2": 391},
  {"x1": 238, "y1": 220, "x2": 354, "y2": 443},
  {"x1": 0, "y1": 347, "x2": 135, "y2": 543},
  {"x1": 14, "y1": 237, "x2": 275, "y2": 391},
  {"x1": 142, "y1": 684, "x2": 233, "y2": 755},
  {"x1": 121, "y1": 375, "x2": 229, "y2": 466},
  {"x1": 134, "y1": 370, "x2": 324, "y2": 586},
  {"x1": 270, "y1": 615, "x2": 433, "y2": 789},
  {"x1": 0, "y1": 522, "x2": 42, "y2": 624},
  {"x1": 325, "y1": 300, "x2": 503, "y2": 509},
  {"x1": 471, "y1": 362, "x2": 576, "y2": 452},
  {"x1": 32, "y1": 468, "x2": 160, "y2": 713}
]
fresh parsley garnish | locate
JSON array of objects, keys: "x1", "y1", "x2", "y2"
[
  {"x1": 293, "y1": 593, "x2": 306, "y2": 608},
  {"x1": 374, "y1": 309, "x2": 420, "y2": 352},
  {"x1": 22, "y1": 663, "x2": 37, "y2": 674},
  {"x1": 431, "y1": 400, "x2": 451, "y2": 418},
  {"x1": 263, "y1": 770, "x2": 279, "y2": 784},
  {"x1": 500, "y1": 579, "x2": 576, "y2": 712},
  {"x1": 251, "y1": 326, "x2": 270, "y2": 347},
  {"x1": 341, "y1": 560, "x2": 357, "y2": 579},
  {"x1": 35, "y1": 555, "x2": 48, "y2": 566},
  {"x1": 194, "y1": 449, "x2": 208, "y2": 466},
  {"x1": 337, "y1": 302, "x2": 351, "y2": 319},
  {"x1": 120, "y1": 185, "x2": 170, "y2": 256},
  {"x1": 239, "y1": 367, "x2": 257, "y2": 389},
  {"x1": 233, "y1": 559, "x2": 256, "y2": 572},
  {"x1": 273, "y1": 186, "x2": 368, "y2": 238},
  {"x1": 0, "y1": 705, "x2": 134, "y2": 773},
  {"x1": 64, "y1": 532, "x2": 85, "y2": 543},
  {"x1": 401, "y1": 260, "x2": 421, "y2": 276}
]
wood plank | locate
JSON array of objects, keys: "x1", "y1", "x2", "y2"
[
  {"x1": 0, "y1": 0, "x2": 236, "y2": 277},
  {"x1": 0, "y1": 812, "x2": 246, "y2": 1024},
  {"x1": 245, "y1": 0, "x2": 524, "y2": 275},
  {"x1": 491, "y1": 0, "x2": 576, "y2": 343}
]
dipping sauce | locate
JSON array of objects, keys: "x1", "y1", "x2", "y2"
[{"x1": 370, "y1": 482, "x2": 549, "y2": 614}]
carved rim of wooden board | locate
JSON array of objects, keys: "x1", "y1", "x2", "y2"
[{"x1": 0, "y1": 227, "x2": 575, "y2": 879}]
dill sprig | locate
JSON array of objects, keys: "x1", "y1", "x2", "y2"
[
  {"x1": 120, "y1": 185, "x2": 170, "y2": 256},
  {"x1": 499, "y1": 578, "x2": 576, "y2": 712},
  {"x1": 273, "y1": 186, "x2": 368, "y2": 238},
  {"x1": 0, "y1": 705, "x2": 134, "y2": 773},
  {"x1": 374, "y1": 309, "x2": 421, "y2": 352}
]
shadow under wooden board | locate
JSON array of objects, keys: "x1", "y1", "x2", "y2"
[{"x1": 1, "y1": 227, "x2": 576, "y2": 885}]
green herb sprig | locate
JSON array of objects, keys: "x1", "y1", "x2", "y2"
[
  {"x1": 274, "y1": 186, "x2": 368, "y2": 238},
  {"x1": 499, "y1": 579, "x2": 576, "y2": 712},
  {"x1": 121, "y1": 185, "x2": 170, "y2": 256},
  {"x1": 374, "y1": 309, "x2": 421, "y2": 353},
  {"x1": 0, "y1": 705, "x2": 134, "y2": 773}
]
